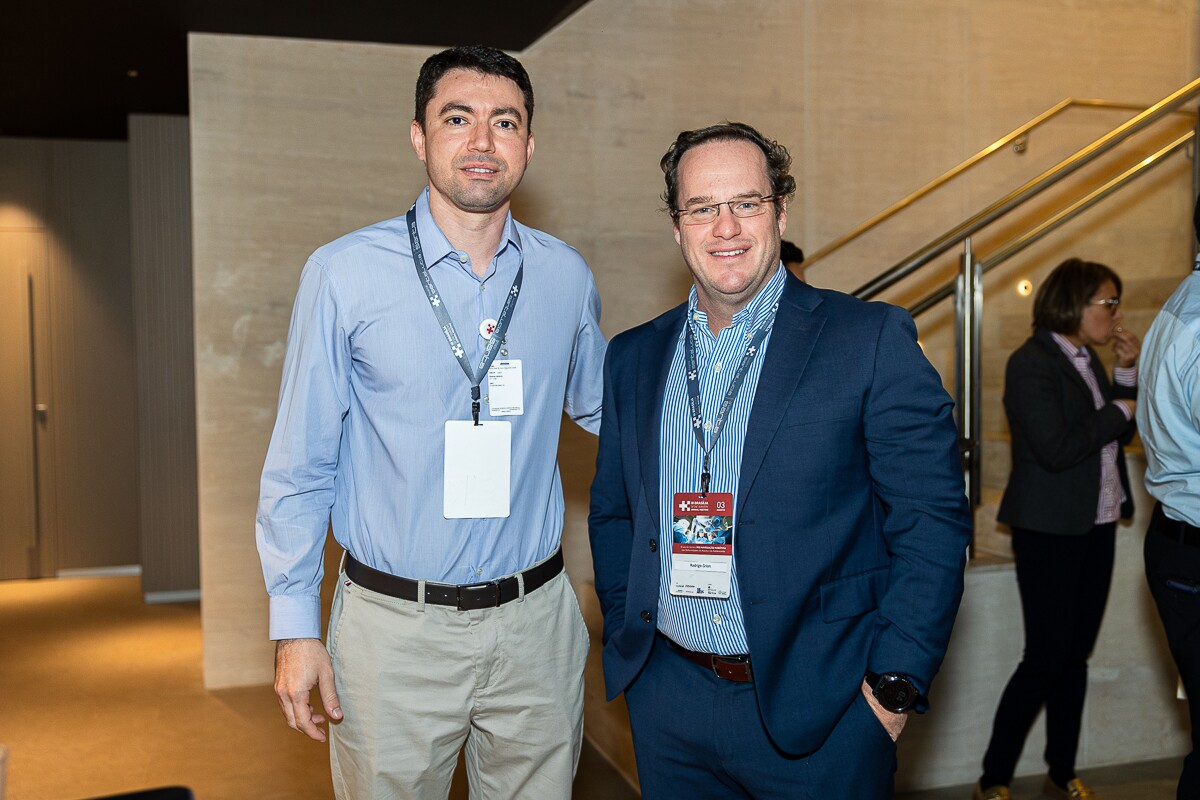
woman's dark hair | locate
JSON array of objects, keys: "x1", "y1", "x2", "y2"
[
  {"x1": 660, "y1": 122, "x2": 796, "y2": 215},
  {"x1": 414, "y1": 45, "x2": 534, "y2": 131},
  {"x1": 1032, "y1": 257, "x2": 1122, "y2": 334}
]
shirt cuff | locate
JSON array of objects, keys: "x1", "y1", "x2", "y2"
[
  {"x1": 1114, "y1": 365, "x2": 1137, "y2": 387},
  {"x1": 269, "y1": 593, "x2": 323, "y2": 640},
  {"x1": 1113, "y1": 400, "x2": 1133, "y2": 421}
]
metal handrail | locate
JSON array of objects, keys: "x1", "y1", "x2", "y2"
[
  {"x1": 851, "y1": 75, "x2": 1200, "y2": 301},
  {"x1": 906, "y1": 130, "x2": 1195, "y2": 317},
  {"x1": 802, "y1": 99, "x2": 1195, "y2": 270}
]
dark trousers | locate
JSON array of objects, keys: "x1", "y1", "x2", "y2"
[
  {"x1": 1145, "y1": 503, "x2": 1200, "y2": 800},
  {"x1": 981, "y1": 523, "x2": 1116, "y2": 786},
  {"x1": 625, "y1": 633, "x2": 896, "y2": 800}
]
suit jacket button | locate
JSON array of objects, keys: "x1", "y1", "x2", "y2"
[
  {"x1": 640, "y1": 610, "x2": 652, "y2": 623},
  {"x1": 649, "y1": 539, "x2": 657, "y2": 552}
]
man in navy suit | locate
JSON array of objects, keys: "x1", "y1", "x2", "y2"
[{"x1": 588, "y1": 122, "x2": 972, "y2": 798}]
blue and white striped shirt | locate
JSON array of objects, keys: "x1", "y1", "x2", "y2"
[
  {"x1": 657, "y1": 265, "x2": 786, "y2": 655},
  {"x1": 257, "y1": 189, "x2": 605, "y2": 640}
]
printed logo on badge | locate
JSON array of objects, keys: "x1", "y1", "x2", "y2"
[
  {"x1": 479, "y1": 318, "x2": 498, "y2": 339},
  {"x1": 669, "y1": 492, "x2": 734, "y2": 598}
]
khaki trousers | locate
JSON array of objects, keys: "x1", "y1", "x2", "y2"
[{"x1": 327, "y1": 567, "x2": 588, "y2": 800}]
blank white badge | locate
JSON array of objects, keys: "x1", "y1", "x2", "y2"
[{"x1": 444, "y1": 420, "x2": 511, "y2": 519}]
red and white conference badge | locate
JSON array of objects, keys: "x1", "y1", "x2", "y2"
[{"x1": 669, "y1": 492, "x2": 734, "y2": 598}]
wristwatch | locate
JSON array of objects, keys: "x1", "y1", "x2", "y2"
[{"x1": 865, "y1": 671, "x2": 923, "y2": 713}]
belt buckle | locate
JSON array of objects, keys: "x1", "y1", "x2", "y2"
[
  {"x1": 457, "y1": 581, "x2": 502, "y2": 611},
  {"x1": 711, "y1": 655, "x2": 750, "y2": 682}
]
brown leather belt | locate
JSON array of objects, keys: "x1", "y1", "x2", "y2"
[
  {"x1": 662, "y1": 633, "x2": 753, "y2": 682},
  {"x1": 344, "y1": 548, "x2": 562, "y2": 611},
  {"x1": 1153, "y1": 503, "x2": 1200, "y2": 548}
]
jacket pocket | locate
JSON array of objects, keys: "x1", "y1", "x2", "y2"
[{"x1": 820, "y1": 566, "x2": 887, "y2": 622}]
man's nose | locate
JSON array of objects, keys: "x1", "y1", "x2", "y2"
[
  {"x1": 712, "y1": 204, "x2": 741, "y2": 237},
  {"x1": 468, "y1": 123, "x2": 495, "y2": 152}
]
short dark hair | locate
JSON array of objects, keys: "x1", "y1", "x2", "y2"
[
  {"x1": 1032, "y1": 257, "x2": 1122, "y2": 334},
  {"x1": 660, "y1": 122, "x2": 796, "y2": 216},
  {"x1": 780, "y1": 240, "x2": 805, "y2": 265},
  {"x1": 414, "y1": 45, "x2": 534, "y2": 130}
]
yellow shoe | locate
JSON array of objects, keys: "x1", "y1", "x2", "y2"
[
  {"x1": 973, "y1": 782, "x2": 1011, "y2": 800},
  {"x1": 1042, "y1": 776, "x2": 1097, "y2": 799}
]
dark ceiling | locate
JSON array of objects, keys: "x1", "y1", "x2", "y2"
[{"x1": 2, "y1": 1, "x2": 590, "y2": 141}]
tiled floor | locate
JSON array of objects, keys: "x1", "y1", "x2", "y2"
[{"x1": 0, "y1": 575, "x2": 636, "y2": 800}]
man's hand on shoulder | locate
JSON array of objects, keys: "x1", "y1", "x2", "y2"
[
  {"x1": 275, "y1": 637, "x2": 342, "y2": 742},
  {"x1": 861, "y1": 679, "x2": 907, "y2": 741}
]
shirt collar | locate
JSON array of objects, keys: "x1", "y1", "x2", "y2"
[
  {"x1": 413, "y1": 187, "x2": 522, "y2": 271},
  {"x1": 688, "y1": 262, "x2": 787, "y2": 329},
  {"x1": 1050, "y1": 331, "x2": 1087, "y2": 360}
]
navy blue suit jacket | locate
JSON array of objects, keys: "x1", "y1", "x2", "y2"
[{"x1": 588, "y1": 272, "x2": 972, "y2": 756}]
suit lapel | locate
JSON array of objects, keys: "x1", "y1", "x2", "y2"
[
  {"x1": 738, "y1": 275, "x2": 825, "y2": 510},
  {"x1": 1033, "y1": 328, "x2": 1099, "y2": 401},
  {"x1": 636, "y1": 306, "x2": 686, "y2": 534}
]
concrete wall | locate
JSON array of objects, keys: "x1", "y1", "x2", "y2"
[{"x1": 190, "y1": 0, "x2": 1200, "y2": 789}]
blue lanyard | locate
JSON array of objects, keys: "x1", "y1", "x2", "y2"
[
  {"x1": 683, "y1": 302, "x2": 778, "y2": 495},
  {"x1": 407, "y1": 207, "x2": 523, "y2": 425}
]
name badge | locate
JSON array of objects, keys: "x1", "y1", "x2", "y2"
[
  {"x1": 487, "y1": 360, "x2": 524, "y2": 416},
  {"x1": 444, "y1": 421, "x2": 511, "y2": 518},
  {"x1": 669, "y1": 492, "x2": 734, "y2": 598}
]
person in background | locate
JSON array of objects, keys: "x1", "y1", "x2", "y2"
[
  {"x1": 1139, "y1": 196, "x2": 1200, "y2": 800},
  {"x1": 977, "y1": 257, "x2": 1140, "y2": 800},
  {"x1": 780, "y1": 238, "x2": 806, "y2": 282}
]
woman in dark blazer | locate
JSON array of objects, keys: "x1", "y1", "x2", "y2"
[{"x1": 975, "y1": 258, "x2": 1140, "y2": 800}]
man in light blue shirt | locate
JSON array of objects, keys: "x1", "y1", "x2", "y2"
[
  {"x1": 1139, "y1": 198, "x2": 1200, "y2": 800},
  {"x1": 256, "y1": 45, "x2": 604, "y2": 799}
]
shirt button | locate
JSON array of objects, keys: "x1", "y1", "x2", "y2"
[
  {"x1": 713, "y1": 613, "x2": 723, "y2": 625},
  {"x1": 703, "y1": 421, "x2": 713, "y2": 432},
  {"x1": 640, "y1": 610, "x2": 652, "y2": 623},
  {"x1": 713, "y1": 362, "x2": 723, "y2": 372},
  {"x1": 649, "y1": 539, "x2": 658, "y2": 552},
  {"x1": 693, "y1": 312, "x2": 701, "y2": 322},
  {"x1": 458, "y1": 254, "x2": 468, "y2": 264},
  {"x1": 481, "y1": 283, "x2": 487, "y2": 291},
  {"x1": 476, "y1": 568, "x2": 483, "y2": 576}
]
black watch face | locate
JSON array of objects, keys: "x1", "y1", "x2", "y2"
[{"x1": 879, "y1": 677, "x2": 916, "y2": 711}]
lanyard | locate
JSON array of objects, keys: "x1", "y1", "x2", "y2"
[
  {"x1": 683, "y1": 302, "x2": 778, "y2": 495},
  {"x1": 407, "y1": 207, "x2": 523, "y2": 425}
]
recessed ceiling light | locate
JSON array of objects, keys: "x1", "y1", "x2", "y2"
[{"x1": 127, "y1": 69, "x2": 139, "y2": 78}]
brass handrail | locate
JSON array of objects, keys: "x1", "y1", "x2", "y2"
[
  {"x1": 852, "y1": 76, "x2": 1200, "y2": 300},
  {"x1": 802, "y1": 99, "x2": 1195, "y2": 269},
  {"x1": 906, "y1": 130, "x2": 1194, "y2": 317}
]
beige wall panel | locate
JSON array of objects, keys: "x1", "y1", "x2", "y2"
[
  {"x1": 192, "y1": 0, "x2": 1200, "y2": 787},
  {"x1": 190, "y1": 34, "x2": 438, "y2": 687}
]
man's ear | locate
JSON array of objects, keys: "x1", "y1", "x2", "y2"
[{"x1": 410, "y1": 119, "x2": 427, "y2": 164}]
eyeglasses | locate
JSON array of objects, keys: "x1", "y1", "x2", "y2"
[
  {"x1": 672, "y1": 195, "x2": 779, "y2": 226},
  {"x1": 1089, "y1": 297, "x2": 1120, "y2": 311}
]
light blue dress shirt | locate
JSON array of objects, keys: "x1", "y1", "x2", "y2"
[
  {"x1": 656, "y1": 264, "x2": 786, "y2": 655},
  {"x1": 257, "y1": 189, "x2": 606, "y2": 639},
  {"x1": 1138, "y1": 264, "x2": 1200, "y2": 528}
]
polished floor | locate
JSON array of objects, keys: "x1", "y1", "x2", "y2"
[
  {"x1": 897, "y1": 757, "x2": 1185, "y2": 800},
  {"x1": 0, "y1": 575, "x2": 636, "y2": 800}
]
